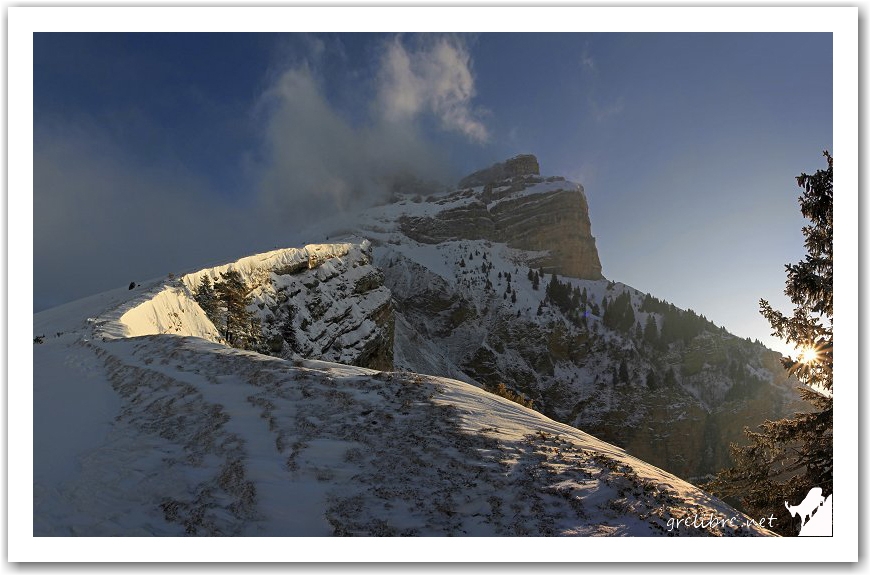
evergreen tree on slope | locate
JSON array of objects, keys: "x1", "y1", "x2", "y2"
[
  {"x1": 193, "y1": 276, "x2": 219, "y2": 322},
  {"x1": 213, "y1": 269, "x2": 263, "y2": 351},
  {"x1": 707, "y1": 152, "x2": 833, "y2": 536}
]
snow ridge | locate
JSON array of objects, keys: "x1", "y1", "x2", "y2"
[
  {"x1": 89, "y1": 243, "x2": 356, "y2": 342},
  {"x1": 33, "y1": 239, "x2": 776, "y2": 537}
]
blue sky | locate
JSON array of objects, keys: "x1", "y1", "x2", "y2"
[{"x1": 32, "y1": 32, "x2": 832, "y2": 355}]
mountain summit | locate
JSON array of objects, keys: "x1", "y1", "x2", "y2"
[
  {"x1": 457, "y1": 153, "x2": 541, "y2": 188},
  {"x1": 392, "y1": 155, "x2": 603, "y2": 280}
]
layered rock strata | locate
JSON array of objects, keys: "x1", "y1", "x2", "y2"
[
  {"x1": 399, "y1": 174, "x2": 604, "y2": 280},
  {"x1": 458, "y1": 153, "x2": 541, "y2": 188}
]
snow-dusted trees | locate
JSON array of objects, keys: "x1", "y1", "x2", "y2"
[
  {"x1": 707, "y1": 152, "x2": 833, "y2": 536},
  {"x1": 602, "y1": 292, "x2": 635, "y2": 333},
  {"x1": 193, "y1": 276, "x2": 219, "y2": 320},
  {"x1": 527, "y1": 268, "x2": 541, "y2": 290},
  {"x1": 545, "y1": 274, "x2": 579, "y2": 313},
  {"x1": 194, "y1": 271, "x2": 263, "y2": 351},
  {"x1": 645, "y1": 369, "x2": 659, "y2": 390},
  {"x1": 643, "y1": 314, "x2": 659, "y2": 346},
  {"x1": 617, "y1": 359, "x2": 630, "y2": 384}
]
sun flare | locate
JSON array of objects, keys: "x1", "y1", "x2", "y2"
[{"x1": 796, "y1": 346, "x2": 819, "y2": 364}]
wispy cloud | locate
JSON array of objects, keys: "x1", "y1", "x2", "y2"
[
  {"x1": 256, "y1": 34, "x2": 489, "y2": 227},
  {"x1": 578, "y1": 43, "x2": 624, "y2": 124},
  {"x1": 255, "y1": 66, "x2": 449, "y2": 225},
  {"x1": 376, "y1": 35, "x2": 489, "y2": 143}
]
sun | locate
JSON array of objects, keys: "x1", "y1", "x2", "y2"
[{"x1": 796, "y1": 346, "x2": 819, "y2": 365}]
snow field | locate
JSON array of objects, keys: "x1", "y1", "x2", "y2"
[{"x1": 32, "y1": 240, "x2": 775, "y2": 537}]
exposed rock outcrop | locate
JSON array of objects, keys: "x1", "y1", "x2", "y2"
[
  {"x1": 399, "y1": 174, "x2": 604, "y2": 280},
  {"x1": 489, "y1": 182, "x2": 603, "y2": 280},
  {"x1": 123, "y1": 242, "x2": 397, "y2": 371},
  {"x1": 458, "y1": 154, "x2": 541, "y2": 188},
  {"x1": 247, "y1": 242, "x2": 394, "y2": 371}
]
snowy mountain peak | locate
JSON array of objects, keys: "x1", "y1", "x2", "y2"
[
  {"x1": 458, "y1": 153, "x2": 540, "y2": 188},
  {"x1": 360, "y1": 169, "x2": 603, "y2": 281}
]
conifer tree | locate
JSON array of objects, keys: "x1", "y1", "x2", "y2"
[
  {"x1": 645, "y1": 369, "x2": 659, "y2": 390},
  {"x1": 663, "y1": 367, "x2": 677, "y2": 387},
  {"x1": 706, "y1": 152, "x2": 833, "y2": 536},
  {"x1": 643, "y1": 314, "x2": 659, "y2": 345},
  {"x1": 193, "y1": 276, "x2": 219, "y2": 323},
  {"x1": 618, "y1": 360, "x2": 630, "y2": 384},
  {"x1": 623, "y1": 304, "x2": 636, "y2": 334},
  {"x1": 213, "y1": 270, "x2": 263, "y2": 350}
]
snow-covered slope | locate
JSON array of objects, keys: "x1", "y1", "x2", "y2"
[
  {"x1": 33, "y1": 241, "x2": 773, "y2": 536},
  {"x1": 351, "y1": 160, "x2": 807, "y2": 485}
]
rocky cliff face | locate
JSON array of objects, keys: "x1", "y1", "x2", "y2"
[
  {"x1": 488, "y1": 180, "x2": 603, "y2": 280},
  {"x1": 151, "y1": 155, "x2": 805, "y2": 486},
  {"x1": 250, "y1": 242, "x2": 394, "y2": 370},
  {"x1": 395, "y1": 161, "x2": 603, "y2": 280},
  {"x1": 180, "y1": 242, "x2": 394, "y2": 371},
  {"x1": 458, "y1": 153, "x2": 540, "y2": 188}
]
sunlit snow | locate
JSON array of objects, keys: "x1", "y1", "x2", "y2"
[{"x1": 33, "y1": 241, "x2": 775, "y2": 537}]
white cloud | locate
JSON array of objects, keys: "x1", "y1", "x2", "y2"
[
  {"x1": 255, "y1": 65, "x2": 452, "y2": 228},
  {"x1": 377, "y1": 35, "x2": 489, "y2": 143},
  {"x1": 255, "y1": 35, "x2": 490, "y2": 227}
]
